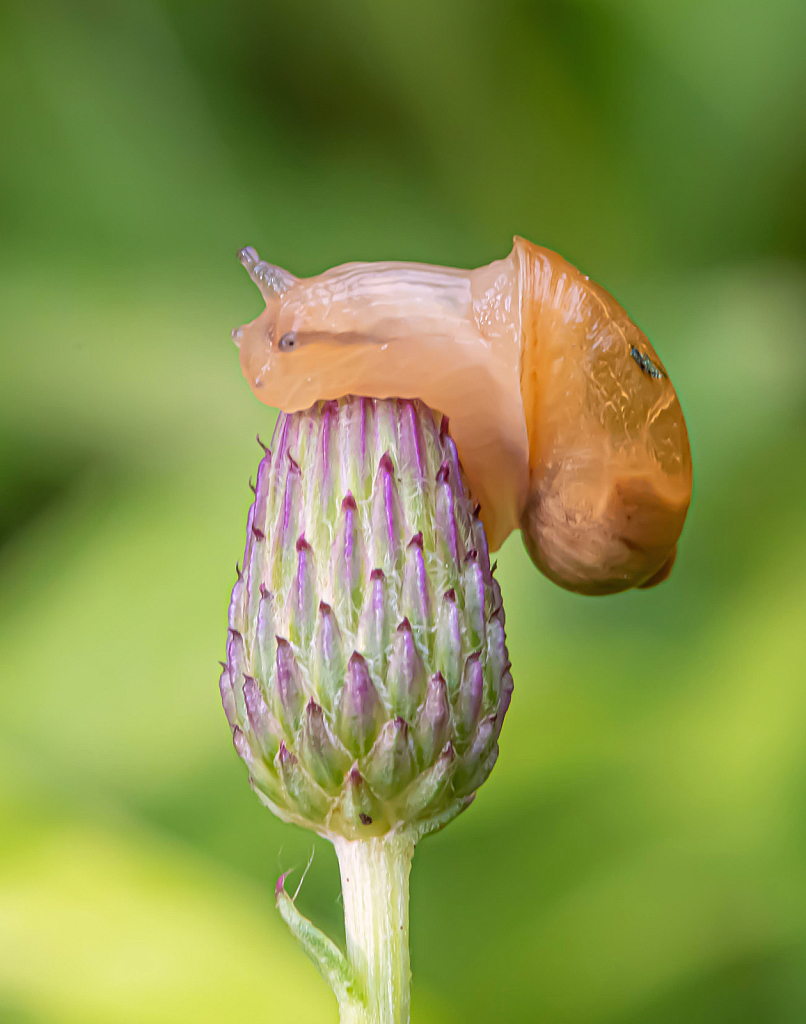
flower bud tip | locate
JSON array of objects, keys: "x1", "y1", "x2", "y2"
[{"x1": 275, "y1": 870, "x2": 292, "y2": 901}]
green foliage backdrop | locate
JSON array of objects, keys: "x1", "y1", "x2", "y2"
[{"x1": 1, "y1": 1, "x2": 805, "y2": 1021}]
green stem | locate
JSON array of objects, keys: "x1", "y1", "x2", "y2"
[{"x1": 334, "y1": 832, "x2": 416, "y2": 1024}]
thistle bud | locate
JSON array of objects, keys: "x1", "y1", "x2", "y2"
[{"x1": 222, "y1": 398, "x2": 511, "y2": 840}]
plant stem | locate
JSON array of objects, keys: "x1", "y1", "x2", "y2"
[{"x1": 333, "y1": 832, "x2": 416, "y2": 1024}]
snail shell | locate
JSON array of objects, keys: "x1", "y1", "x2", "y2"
[{"x1": 234, "y1": 237, "x2": 692, "y2": 595}]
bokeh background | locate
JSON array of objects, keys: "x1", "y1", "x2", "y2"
[{"x1": 2, "y1": 1, "x2": 805, "y2": 1021}]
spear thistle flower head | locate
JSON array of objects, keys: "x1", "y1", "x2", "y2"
[{"x1": 221, "y1": 397, "x2": 512, "y2": 841}]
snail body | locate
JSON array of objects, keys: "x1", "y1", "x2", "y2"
[{"x1": 234, "y1": 237, "x2": 692, "y2": 595}]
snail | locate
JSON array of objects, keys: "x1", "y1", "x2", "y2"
[{"x1": 232, "y1": 237, "x2": 692, "y2": 596}]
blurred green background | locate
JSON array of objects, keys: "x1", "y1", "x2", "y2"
[{"x1": 1, "y1": 1, "x2": 805, "y2": 1021}]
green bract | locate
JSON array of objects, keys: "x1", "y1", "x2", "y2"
[{"x1": 222, "y1": 398, "x2": 512, "y2": 841}]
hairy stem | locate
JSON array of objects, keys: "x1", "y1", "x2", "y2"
[{"x1": 334, "y1": 832, "x2": 416, "y2": 1024}]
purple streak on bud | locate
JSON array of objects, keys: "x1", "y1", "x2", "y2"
[
  {"x1": 243, "y1": 675, "x2": 281, "y2": 760},
  {"x1": 470, "y1": 715, "x2": 497, "y2": 762},
  {"x1": 228, "y1": 571, "x2": 246, "y2": 632},
  {"x1": 456, "y1": 652, "x2": 484, "y2": 743},
  {"x1": 362, "y1": 717, "x2": 414, "y2": 800},
  {"x1": 331, "y1": 493, "x2": 365, "y2": 630},
  {"x1": 242, "y1": 675, "x2": 266, "y2": 726},
  {"x1": 269, "y1": 451, "x2": 302, "y2": 585},
  {"x1": 283, "y1": 454, "x2": 301, "y2": 534},
  {"x1": 485, "y1": 616, "x2": 508, "y2": 705},
  {"x1": 312, "y1": 601, "x2": 345, "y2": 713},
  {"x1": 320, "y1": 401, "x2": 337, "y2": 479},
  {"x1": 226, "y1": 628, "x2": 248, "y2": 723},
  {"x1": 356, "y1": 398, "x2": 368, "y2": 464},
  {"x1": 240, "y1": 504, "x2": 258, "y2": 618},
  {"x1": 402, "y1": 533, "x2": 429, "y2": 633},
  {"x1": 275, "y1": 741, "x2": 329, "y2": 821},
  {"x1": 253, "y1": 455, "x2": 272, "y2": 536},
  {"x1": 370, "y1": 451, "x2": 403, "y2": 573},
  {"x1": 399, "y1": 401, "x2": 425, "y2": 482},
  {"x1": 336, "y1": 653, "x2": 382, "y2": 758},
  {"x1": 245, "y1": 521, "x2": 266, "y2": 626},
  {"x1": 387, "y1": 619, "x2": 426, "y2": 721},
  {"x1": 289, "y1": 534, "x2": 316, "y2": 647},
  {"x1": 435, "y1": 473, "x2": 462, "y2": 571},
  {"x1": 462, "y1": 556, "x2": 486, "y2": 650},
  {"x1": 357, "y1": 569, "x2": 390, "y2": 673},
  {"x1": 341, "y1": 492, "x2": 357, "y2": 531},
  {"x1": 255, "y1": 589, "x2": 277, "y2": 686},
  {"x1": 219, "y1": 664, "x2": 237, "y2": 729},
  {"x1": 275, "y1": 638, "x2": 304, "y2": 734},
  {"x1": 299, "y1": 698, "x2": 348, "y2": 793},
  {"x1": 226, "y1": 628, "x2": 247, "y2": 686},
  {"x1": 269, "y1": 410, "x2": 290, "y2": 461},
  {"x1": 440, "y1": 433, "x2": 464, "y2": 496},
  {"x1": 495, "y1": 672, "x2": 514, "y2": 738},
  {"x1": 232, "y1": 726, "x2": 252, "y2": 763},
  {"x1": 436, "y1": 590, "x2": 463, "y2": 697},
  {"x1": 314, "y1": 400, "x2": 338, "y2": 520},
  {"x1": 414, "y1": 672, "x2": 450, "y2": 768},
  {"x1": 341, "y1": 397, "x2": 370, "y2": 501},
  {"x1": 453, "y1": 720, "x2": 500, "y2": 798},
  {"x1": 471, "y1": 514, "x2": 493, "y2": 586}
]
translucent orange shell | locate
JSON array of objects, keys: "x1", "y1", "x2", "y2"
[{"x1": 514, "y1": 238, "x2": 692, "y2": 594}]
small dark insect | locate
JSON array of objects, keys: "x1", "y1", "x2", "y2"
[
  {"x1": 630, "y1": 346, "x2": 664, "y2": 380},
  {"x1": 359, "y1": 813, "x2": 373, "y2": 825}
]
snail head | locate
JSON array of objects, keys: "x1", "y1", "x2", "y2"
[{"x1": 232, "y1": 246, "x2": 305, "y2": 393}]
